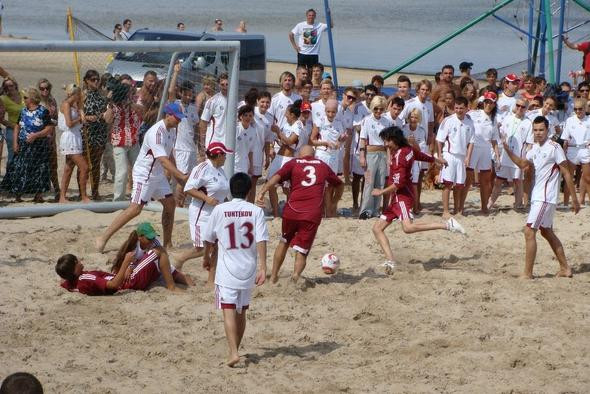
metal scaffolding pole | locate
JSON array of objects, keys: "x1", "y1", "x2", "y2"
[
  {"x1": 544, "y1": 0, "x2": 556, "y2": 83},
  {"x1": 539, "y1": 0, "x2": 547, "y2": 76},
  {"x1": 528, "y1": 0, "x2": 535, "y2": 74},
  {"x1": 556, "y1": 0, "x2": 567, "y2": 83}
]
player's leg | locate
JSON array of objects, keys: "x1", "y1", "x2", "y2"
[
  {"x1": 248, "y1": 175, "x2": 259, "y2": 203},
  {"x1": 352, "y1": 173, "x2": 362, "y2": 211},
  {"x1": 174, "y1": 247, "x2": 204, "y2": 270},
  {"x1": 513, "y1": 178, "x2": 524, "y2": 208},
  {"x1": 479, "y1": 170, "x2": 492, "y2": 214},
  {"x1": 454, "y1": 159, "x2": 467, "y2": 215},
  {"x1": 522, "y1": 225, "x2": 537, "y2": 279},
  {"x1": 206, "y1": 246, "x2": 218, "y2": 287},
  {"x1": 522, "y1": 167, "x2": 533, "y2": 206},
  {"x1": 461, "y1": 168, "x2": 475, "y2": 213},
  {"x1": 268, "y1": 185, "x2": 279, "y2": 217},
  {"x1": 400, "y1": 219, "x2": 448, "y2": 234},
  {"x1": 372, "y1": 218, "x2": 394, "y2": 261},
  {"x1": 416, "y1": 170, "x2": 425, "y2": 212},
  {"x1": 442, "y1": 184, "x2": 452, "y2": 218},
  {"x1": 59, "y1": 156, "x2": 75, "y2": 203},
  {"x1": 487, "y1": 177, "x2": 504, "y2": 210},
  {"x1": 291, "y1": 252, "x2": 308, "y2": 282},
  {"x1": 563, "y1": 161, "x2": 576, "y2": 205},
  {"x1": 71, "y1": 153, "x2": 90, "y2": 202},
  {"x1": 271, "y1": 240, "x2": 289, "y2": 283},
  {"x1": 155, "y1": 250, "x2": 178, "y2": 290},
  {"x1": 96, "y1": 203, "x2": 143, "y2": 253},
  {"x1": 236, "y1": 309, "x2": 247, "y2": 349},
  {"x1": 539, "y1": 227, "x2": 572, "y2": 278},
  {"x1": 159, "y1": 195, "x2": 176, "y2": 249},
  {"x1": 222, "y1": 308, "x2": 241, "y2": 367}
]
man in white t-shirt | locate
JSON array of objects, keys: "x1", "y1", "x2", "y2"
[
  {"x1": 501, "y1": 116, "x2": 579, "y2": 279},
  {"x1": 497, "y1": 73, "x2": 521, "y2": 124},
  {"x1": 289, "y1": 8, "x2": 332, "y2": 70},
  {"x1": 199, "y1": 73, "x2": 228, "y2": 148},
  {"x1": 436, "y1": 96, "x2": 475, "y2": 217},
  {"x1": 400, "y1": 80, "x2": 434, "y2": 147},
  {"x1": 268, "y1": 71, "x2": 302, "y2": 130},
  {"x1": 96, "y1": 103, "x2": 189, "y2": 253},
  {"x1": 203, "y1": 173, "x2": 268, "y2": 367},
  {"x1": 120, "y1": 19, "x2": 133, "y2": 40}
]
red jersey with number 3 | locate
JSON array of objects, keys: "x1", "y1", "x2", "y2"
[
  {"x1": 277, "y1": 155, "x2": 343, "y2": 224},
  {"x1": 389, "y1": 146, "x2": 435, "y2": 200}
]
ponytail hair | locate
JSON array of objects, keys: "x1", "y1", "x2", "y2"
[
  {"x1": 111, "y1": 230, "x2": 138, "y2": 273},
  {"x1": 287, "y1": 99, "x2": 303, "y2": 118}
]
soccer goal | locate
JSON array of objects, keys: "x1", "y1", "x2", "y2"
[{"x1": 0, "y1": 40, "x2": 240, "y2": 210}]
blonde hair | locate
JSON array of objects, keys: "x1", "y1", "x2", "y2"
[
  {"x1": 202, "y1": 75, "x2": 216, "y2": 88},
  {"x1": 573, "y1": 97, "x2": 587, "y2": 109},
  {"x1": 369, "y1": 95, "x2": 387, "y2": 111},
  {"x1": 23, "y1": 87, "x2": 42, "y2": 104},
  {"x1": 407, "y1": 108, "x2": 422, "y2": 124},
  {"x1": 64, "y1": 83, "x2": 81, "y2": 97},
  {"x1": 320, "y1": 79, "x2": 334, "y2": 89}
]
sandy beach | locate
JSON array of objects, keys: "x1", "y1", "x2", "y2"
[{"x1": 2, "y1": 36, "x2": 590, "y2": 393}]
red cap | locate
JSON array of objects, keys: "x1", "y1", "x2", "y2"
[
  {"x1": 505, "y1": 73, "x2": 520, "y2": 83},
  {"x1": 483, "y1": 91, "x2": 497, "y2": 102},
  {"x1": 301, "y1": 101, "x2": 311, "y2": 112},
  {"x1": 206, "y1": 142, "x2": 233, "y2": 155}
]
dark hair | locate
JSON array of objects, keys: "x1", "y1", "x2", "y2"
[
  {"x1": 244, "y1": 88, "x2": 259, "y2": 106},
  {"x1": 379, "y1": 126, "x2": 410, "y2": 148},
  {"x1": 238, "y1": 104, "x2": 254, "y2": 118},
  {"x1": 0, "y1": 372, "x2": 43, "y2": 394},
  {"x1": 371, "y1": 75, "x2": 384, "y2": 85},
  {"x1": 55, "y1": 254, "x2": 78, "y2": 282},
  {"x1": 143, "y1": 70, "x2": 157, "y2": 80},
  {"x1": 390, "y1": 96, "x2": 405, "y2": 109},
  {"x1": 486, "y1": 68, "x2": 498, "y2": 78},
  {"x1": 113, "y1": 24, "x2": 122, "y2": 33},
  {"x1": 306, "y1": 8, "x2": 317, "y2": 15},
  {"x1": 312, "y1": 63, "x2": 324, "y2": 72},
  {"x1": 532, "y1": 95, "x2": 544, "y2": 105},
  {"x1": 296, "y1": 64, "x2": 308, "y2": 71},
  {"x1": 230, "y1": 172, "x2": 252, "y2": 198},
  {"x1": 364, "y1": 84, "x2": 377, "y2": 94},
  {"x1": 83, "y1": 69, "x2": 99, "y2": 82},
  {"x1": 111, "y1": 231, "x2": 138, "y2": 273},
  {"x1": 559, "y1": 81, "x2": 572, "y2": 89},
  {"x1": 218, "y1": 72, "x2": 229, "y2": 82},
  {"x1": 533, "y1": 115, "x2": 549, "y2": 129},
  {"x1": 123, "y1": 19, "x2": 132, "y2": 25},
  {"x1": 534, "y1": 76, "x2": 546, "y2": 85},
  {"x1": 180, "y1": 80, "x2": 194, "y2": 93},
  {"x1": 287, "y1": 99, "x2": 303, "y2": 118},
  {"x1": 119, "y1": 74, "x2": 133, "y2": 82},
  {"x1": 434, "y1": 72, "x2": 441, "y2": 83},
  {"x1": 442, "y1": 64, "x2": 455, "y2": 73},
  {"x1": 177, "y1": 22, "x2": 184, "y2": 28},
  {"x1": 300, "y1": 78, "x2": 313, "y2": 87},
  {"x1": 397, "y1": 75, "x2": 411, "y2": 87},
  {"x1": 455, "y1": 96, "x2": 468, "y2": 107},
  {"x1": 577, "y1": 81, "x2": 590, "y2": 90},
  {"x1": 258, "y1": 91, "x2": 271, "y2": 100}
]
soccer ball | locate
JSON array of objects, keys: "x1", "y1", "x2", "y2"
[{"x1": 321, "y1": 253, "x2": 340, "y2": 275}]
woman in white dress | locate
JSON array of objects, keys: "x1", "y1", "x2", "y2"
[{"x1": 58, "y1": 84, "x2": 90, "y2": 203}]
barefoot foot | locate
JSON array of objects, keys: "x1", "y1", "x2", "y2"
[
  {"x1": 227, "y1": 354, "x2": 240, "y2": 367},
  {"x1": 518, "y1": 273, "x2": 534, "y2": 280},
  {"x1": 95, "y1": 237, "x2": 106, "y2": 253},
  {"x1": 555, "y1": 268, "x2": 572, "y2": 278}
]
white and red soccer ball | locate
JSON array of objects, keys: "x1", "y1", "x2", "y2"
[{"x1": 321, "y1": 253, "x2": 340, "y2": 274}]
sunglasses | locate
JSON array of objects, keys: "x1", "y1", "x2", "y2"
[
  {"x1": 373, "y1": 107, "x2": 385, "y2": 111},
  {"x1": 574, "y1": 107, "x2": 585, "y2": 111},
  {"x1": 39, "y1": 86, "x2": 49, "y2": 91},
  {"x1": 346, "y1": 95, "x2": 356, "y2": 101},
  {"x1": 515, "y1": 104, "x2": 527, "y2": 109},
  {"x1": 580, "y1": 89, "x2": 590, "y2": 93}
]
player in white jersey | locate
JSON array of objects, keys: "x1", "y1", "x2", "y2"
[
  {"x1": 311, "y1": 79, "x2": 339, "y2": 125},
  {"x1": 167, "y1": 68, "x2": 200, "y2": 207},
  {"x1": 96, "y1": 103, "x2": 188, "y2": 253},
  {"x1": 436, "y1": 96, "x2": 475, "y2": 217},
  {"x1": 358, "y1": 96, "x2": 394, "y2": 219},
  {"x1": 234, "y1": 105, "x2": 256, "y2": 176},
  {"x1": 251, "y1": 92, "x2": 275, "y2": 202},
  {"x1": 462, "y1": 91, "x2": 501, "y2": 214},
  {"x1": 268, "y1": 72, "x2": 302, "y2": 130},
  {"x1": 501, "y1": 116, "x2": 579, "y2": 279},
  {"x1": 402, "y1": 107, "x2": 428, "y2": 213},
  {"x1": 496, "y1": 73, "x2": 520, "y2": 124},
  {"x1": 297, "y1": 101, "x2": 313, "y2": 152},
  {"x1": 203, "y1": 173, "x2": 268, "y2": 367},
  {"x1": 561, "y1": 98, "x2": 590, "y2": 205},
  {"x1": 399, "y1": 80, "x2": 434, "y2": 148},
  {"x1": 199, "y1": 73, "x2": 228, "y2": 147},
  {"x1": 525, "y1": 96, "x2": 560, "y2": 138},
  {"x1": 310, "y1": 99, "x2": 346, "y2": 217},
  {"x1": 265, "y1": 99, "x2": 303, "y2": 216},
  {"x1": 174, "y1": 142, "x2": 232, "y2": 279},
  {"x1": 488, "y1": 98, "x2": 533, "y2": 210}
]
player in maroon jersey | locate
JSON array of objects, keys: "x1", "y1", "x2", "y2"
[
  {"x1": 256, "y1": 145, "x2": 344, "y2": 283},
  {"x1": 371, "y1": 127, "x2": 466, "y2": 271}
]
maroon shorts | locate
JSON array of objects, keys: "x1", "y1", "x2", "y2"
[
  {"x1": 380, "y1": 195, "x2": 413, "y2": 222},
  {"x1": 123, "y1": 250, "x2": 161, "y2": 290},
  {"x1": 281, "y1": 218, "x2": 319, "y2": 255}
]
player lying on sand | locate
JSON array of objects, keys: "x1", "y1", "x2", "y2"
[
  {"x1": 57, "y1": 223, "x2": 193, "y2": 295},
  {"x1": 501, "y1": 116, "x2": 579, "y2": 279},
  {"x1": 202, "y1": 173, "x2": 268, "y2": 367},
  {"x1": 371, "y1": 127, "x2": 466, "y2": 271},
  {"x1": 256, "y1": 145, "x2": 343, "y2": 283}
]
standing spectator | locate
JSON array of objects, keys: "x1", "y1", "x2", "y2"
[
  {"x1": 104, "y1": 81, "x2": 143, "y2": 201},
  {"x1": 120, "y1": 19, "x2": 132, "y2": 40},
  {"x1": 200, "y1": 73, "x2": 229, "y2": 148},
  {"x1": 81, "y1": 69, "x2": 108, "y2": 200},
  {"x1": 0, "y1": 73, "x2": 24, "y2": 172},
  {"x1": 99, "y1": 74, "x2": 115, "y2": 183},
  {"x1": 310, "y1": 63, "x2": 324, "y2": 101},
  {"x1": 177, "y1": 22, "x2": 185, "y2": 31},
  {"x1": 432, "y1": 65, "x2": 461, "y2": 103},
  {"x1": 236, "y1": 20, "x2": 247, "y2": 33},
  {"x1": 58, "y1": 84, "x2": 89, "y2": 203},
  {"x1": 136, "y1": 71, "x2": 160, "y2": 146},
  {"x1": 479, "y1": 68, "x2": 501, "y2": 96},
  {"x1": 289, "y1": 9, "x2": 333, "y2": 70},
  {"x1": 0, "y1": 87, "x2": 54, "y2": 202},
  {"x1": 212, "y1": 18, "x2": 224, "y2": 32},
  {"x1": 458, "y1": 61, "x2": 478, "y2": 90},
  {"x1": 38, "y1": 77, "x2": 60, "y2": 200},
  {"x1": 113, "y1": 24, "x2": 123, "y2": 40},
  {"x1": 196, "y1": 75, "x2": 215, "y2": 117}
]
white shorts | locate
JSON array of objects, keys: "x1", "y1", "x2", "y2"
[
  {"x1": 526, "y1": 201, "x2": 556, "y2": 229},
  {"x1": 251, "y1": 165, "x2": 263, "y2": 177},
  {"x1": 188, "y1": 207, "x2": 208, "y2": 248},
  {"x1": 496, "y1": 165, "x2": 522, "y2": 181},
  {"x1": 215, "y1": 285, "x2": 252, "y2": 313},
  {"x1": 351, "y1": 153, "x2": 364, "y2": 176},
  {"x1": 315, "y1": 149, "x2": 339, "y2": 174},
  {"x1": 468, "y1": 145, "x2": 493, "y2": 172},
  {"x1": 440, "y1": 152, "x2": 466, "y2": 186},
  {"x1": 131, "y1": 177, "x2": 172, "y2": 204},
  {"x1": 174, "y1": 150, "x2": 197, "y2": 174},
  {"x1": 59, "y1": 129, "x2": 83, "y2": 155},
  {"x1": 267, "y1": 154, "x2": 293, "y2": 179},
  {"x1": 566, "y1": 147, "x2": 590, "y2": 165}
]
